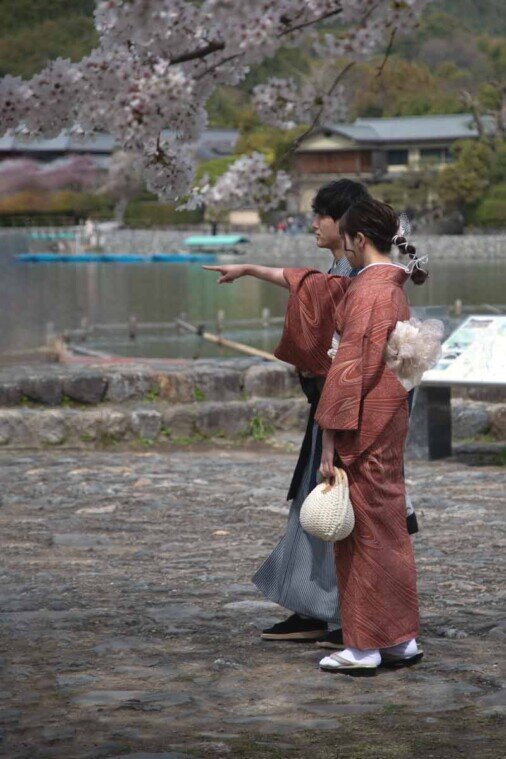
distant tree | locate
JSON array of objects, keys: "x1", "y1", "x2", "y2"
[
  {"x1": 350, "y1": 59, "x2": 463, "y2": 118},
  {"x1": 0, "y1": 1, "x2": 94, "y2": 36},
  {"x1": 437, "y1": 140, "x2": 493, "y2": 212},
  {"x1": 0, "y1": 155, "x2": 96, "y2": 196},
  {"x1": 0, "y1": 16, "x2": 97, "y2": 79}
]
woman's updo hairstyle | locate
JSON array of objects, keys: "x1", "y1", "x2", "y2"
[{"x1": 340, "y1": 198, "x2": 428, "y2": 285}]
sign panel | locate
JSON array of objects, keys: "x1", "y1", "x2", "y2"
[{"x1": 423, "y1": 315, "x2": 506, "y2": 386}]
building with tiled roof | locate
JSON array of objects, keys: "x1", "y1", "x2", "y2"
[{"x1": 294, "y1": 113, "x2": 492, "y2": 211}]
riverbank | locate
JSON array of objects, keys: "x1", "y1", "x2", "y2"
[
  {"x1": 2, "y1": 228, "x2": 506, "y2": 263},
  {"x1": 0, "y1": 445, "x2": 504, "y2": 759}
]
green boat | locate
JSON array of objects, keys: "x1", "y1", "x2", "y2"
[{"x1": 183, "y1": 234, "x2": 249, "y2": 254}]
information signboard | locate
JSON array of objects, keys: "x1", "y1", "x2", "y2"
[{"x1": 422, "y1": 315, "x2": 506, "y2": 386}]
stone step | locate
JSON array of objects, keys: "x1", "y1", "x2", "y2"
[
  {"x1": 0, "y1": 360, "x2": 301, "y2": 407},
  {"x1": 0, "y1": 397, "x2": 308, "y2": 448}
]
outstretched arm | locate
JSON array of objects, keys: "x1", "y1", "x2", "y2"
[{"x1": 202, "y1": 264, "x2": 288, "y2": 289}]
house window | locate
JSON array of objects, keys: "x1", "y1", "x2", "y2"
[
  {"x1": 387, "y1": 149, "x2": 409, "y2": 165},
  {"x1": 420, "y1": 148, "x2": 443, "y2": 163}
]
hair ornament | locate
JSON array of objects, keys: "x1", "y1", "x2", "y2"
[
  {"x1": 393, "y1": 213, "x2": 417, "y2": 256},
  {"x1": 394, "y1": 212, "x2": 428, "y2": 284}
]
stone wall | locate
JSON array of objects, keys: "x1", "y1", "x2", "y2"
[
  {"x1": 0, "y1": 359, "x2": 308, "y2": 448},
  {"x1": 0, "y1": 359, "x2": 504, "y2": 449}
]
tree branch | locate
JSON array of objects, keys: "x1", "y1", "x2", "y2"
[
  {"x1": 171, "y1": 7, "x2": 343, "y2": 71},
  {"x1": 272, "y1": 60, "x2": 356, "y2": 170},
  {"x1": 461, "y1": 90, "x2": 485, "y2": 139},
  {"x1": 278, "y1": 7, "x2": 343, "y2": 38},
  {"x1": 170, "y1": 40, "x2": 225, "y2": 65},
  {"x1": 375, "y1": 27, "x2": 397, "y2": 77}
]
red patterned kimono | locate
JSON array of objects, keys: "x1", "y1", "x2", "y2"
[{"x1": 275, "y1": 264, "x2": 419, "y2": 650}]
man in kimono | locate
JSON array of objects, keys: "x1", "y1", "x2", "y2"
[{"x1": 253, "y1": 179, "x2": 418, "y2": 649}]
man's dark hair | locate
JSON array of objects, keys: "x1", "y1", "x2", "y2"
[{"x1": 311, "y1": 179, "x2": 370, "y2": 221}]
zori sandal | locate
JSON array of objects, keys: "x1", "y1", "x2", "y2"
[
  {"x1": 380, "y1": 650, "x2": 424, "y2": 668},
  {"x1": 319, "y1": 653, "x2": 378, "y2": 677}
]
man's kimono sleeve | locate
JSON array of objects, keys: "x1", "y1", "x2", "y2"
[
  {"x1": 274, "y1": 267, "x2": 350, "y2": 377},
  {"x1": 314, "y1": 285, "x2": 408, "y2": 464}
]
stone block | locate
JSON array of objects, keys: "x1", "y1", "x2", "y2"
[
  {"x1": 162, "y1": 406, "x2": 196, "y2": 437},
  {"x1": 67, "y1": 410, "x2": 102, "y2": 442},
  {"x1": 253, "y1": 398, "x2": 307, "y2": 431},
  {"x1": 20, "y1": 375, "x2": 63, "y2": 405},
  {"x1": 243, "y1": 363, "x2": 299, "y2": 398},
  {"x1": 0, "y1": 382, "x2": 21, "y2": 406},
  {"x1": 0, "y1": 411, "x2": 17, "y2": 444},
  {"x1": 156, "y1": 371, "x2": 194, "y2": 403},
  {"x1": 69, "y1": 409, "x2": 128, "y2": 443},
  {"x1": 194, "y1": 401, "x2": 251, "y2": 437},
  {"x1": 100, "y1": 409, "x2": 129, "y2": 440},
  {"x1": 131, "y1": 409, "x2": 162, "y2": 440},
  {"x1": 105, "y1": 371, "x2": 153, "y2": 402},
  {"x1": 451, "y1": 400, "x2": 490, "y2": 439},
  {"x1": 192, "y1": 367, "x2": 243, "y2": 401},
  {"x1": 62, "y1": 374, "x2": 107, "y2": 404},
  {"x1": 2, "y1": 409, "x2": 32, "y2": 445},
  {"x1": 490, "y1": 404, "x2": 506, "y2": 440},
  {"x1": 30, "y1": 410, "x2": 67, "y2": 445}
]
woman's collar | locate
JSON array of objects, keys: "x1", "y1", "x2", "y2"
[{"x1": 357, "y1": 262, "x2": 409, "y2": 275}]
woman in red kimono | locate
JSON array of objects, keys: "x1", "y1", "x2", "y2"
[{"x1": 204, "y1": 199, "x2": 429, "y2": 675}]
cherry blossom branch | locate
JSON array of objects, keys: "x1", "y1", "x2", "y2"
[
  {"x1": 278, "y1": 8, "x2": 344, "y2": 38},
  {"x1": 170, "y1": 40, "x2": 225, "y2": 65},
  {"x1": 375, "y1": 26, "x2": 397, "y2": 77},
  {"x1": 271, "y1": 60, "x2": 356, "y2": 170}
]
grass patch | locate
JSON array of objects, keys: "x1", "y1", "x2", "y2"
[
  {"x1": 243, "y1": 415, "x2": 273, "y2": 442},
  {"x1": 170, "y1": 433, "x2": 205, "y2": 446},
  {"x1": 143, "y1": 386, "x2": 160, "y2": 403},
  {"x1": 194, "y1": 386, "x2": 206, "y2": 402},
  {"x1": 137, "y1": 436, "x2": 155, "y2": 447}
]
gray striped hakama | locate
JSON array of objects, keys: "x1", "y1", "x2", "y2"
[
  {"x1": 252, "y1": 420, "x2": 340, "y2": 624},
  {"x1": 252, "y1": 256, "x2": 352, "y2": 624}
]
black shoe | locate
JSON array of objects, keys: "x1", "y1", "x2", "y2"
[
  {"x1": 315, "y1": 628, "x2": 344, "y2": 650},
  {"x1": 261, "y1": 613, "x2": 328, "y2": 641}
]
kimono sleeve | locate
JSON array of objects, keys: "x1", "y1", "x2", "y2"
[
  {"x1": 274, "y1": 268, "x2": 350, "y2": 376},
  {"x1": 314, "y1": 287, "x2": 376, "y2": 431}
]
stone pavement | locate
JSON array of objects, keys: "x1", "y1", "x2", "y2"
[{"x1": 0, "y1": 443, "x2": 504, "y2": 759}]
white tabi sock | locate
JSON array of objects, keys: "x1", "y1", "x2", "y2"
[
  {"x1": 337, "y1": 646, "x2": 381, "y2": 666},
  {"x1": 380, "y1": 638, "x2": 419, "y2": 657}
]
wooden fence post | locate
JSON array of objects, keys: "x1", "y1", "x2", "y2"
[{"x1": 216, "y1": 309, "x2": 225, "y2": 335}]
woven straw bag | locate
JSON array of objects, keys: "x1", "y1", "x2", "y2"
[{"x1": 300, "y1": 466, "x2": 355, "y2": 542}]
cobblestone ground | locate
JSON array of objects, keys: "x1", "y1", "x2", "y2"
[{"x1": 0, "y1": 442, "x2": 504, "y2": 759}]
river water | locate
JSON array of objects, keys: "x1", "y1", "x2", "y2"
[{"x1": 1, "y1": 229, "x2": 505, "y2": 358}]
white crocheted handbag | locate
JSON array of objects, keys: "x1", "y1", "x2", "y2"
[{"x1": 300, "y1": 466, "x2": 355, "y2": 542}]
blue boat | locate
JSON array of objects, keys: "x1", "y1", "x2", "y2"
[
  {"x1": 152, "y1": 252, "x2": 215, "y2": 263},
  {"x1": 15, "y1": 251, "x2": 216, "y2": 264},
  {"x1": 99, "y1": 253, "x2": 151, "y2": 263}
]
